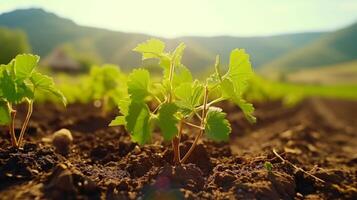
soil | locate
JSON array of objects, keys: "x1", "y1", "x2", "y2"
[{"x1": 0, "y1": 98, "x2": 356, "y2": 200}]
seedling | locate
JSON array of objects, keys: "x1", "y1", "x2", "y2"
[
  {"x1": 264, "y1": 161, "x2": 273, "y2": 173},
  {"x1": 0, "y1": 54, "x2": 66, "y2": 148},
  {"x1": 88, "y1": 64, "x2": 126, "y2": 115},
  {"x1": 110, "y1": 39, "x2": 256, "y2": 164}
]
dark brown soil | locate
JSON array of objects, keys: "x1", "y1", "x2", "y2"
[{"x1": 0, "y1": 98, "x2": 356, "y2": 199}]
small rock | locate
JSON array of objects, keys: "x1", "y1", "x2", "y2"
[
  {"x1": 52, "y1": 129, "x2": 73, "y2": 156},
  {"x1": 132, "y1": 145, "x2": 141, "y2": 154}
]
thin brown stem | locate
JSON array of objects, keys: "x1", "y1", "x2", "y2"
[
  {"x1": 9, "y1": 107, "x2": 18, "y2": 148},
  {"x1": 171, "y1": 137, "x2": 180, "y2": 164},
  {"x1": 172, "y1": 120, "x2": 184, "y2": 165},
  {"x1": 167, "y1": 58, "x2": 180, "y2": 164},
  {"x1": 182, "y1": 121, "x2": 204, "y2": 130},
  {"x1": 18, "y1": 100, "x2": 33, "y2": 148},
  {"x1": 180, "y1": 86, "x2": 209, "y2": 164},
  {"x1": 194, "y1": 111, "x2": 202, "y2": 121},
  {"x1": 273, "y1": 149, "x2": 325, "y2": 183}
]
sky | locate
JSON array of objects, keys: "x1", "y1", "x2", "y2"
[{"x1": 1, "y1": 0, "x2": 357, "y2": 38}]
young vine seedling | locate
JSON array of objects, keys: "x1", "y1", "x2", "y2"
[
  {"x1": 88, "y1": 64, "x2": 127, "y2": 115},
  {"x1": 0, "y1": 54, "x2": 66, "y2": 148},
  {"x1": 110, "y1": 39, "x2": 256, "y2": 164}
]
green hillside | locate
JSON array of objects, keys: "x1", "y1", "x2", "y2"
[
  {"x1": 0, "y1": 27, "x2": 30, "y2": 63},
  {"x1": 0, "y1": 8, "x2": 324, "y2": 71},
  {"x1": 262, "y1": 22, "x2": 357, "y2": 74}
]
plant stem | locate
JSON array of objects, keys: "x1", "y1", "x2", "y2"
[
  {"x1": 172, "y1": 120, "x2": 183, "y2": 165},
  {"x1": 182, "y1": 121, "x2": 204, "y2": 130},
  {"x1": 166, "y1": 59, "x2": 181, "y2": 164},
  {"x1": 180, "y1": 85, "x2": 209, "y2": 164},
  {"x1": 168, "y1": 60, "x2": 175, "y2": 102},
  {"x1": 194, "y1": 111, "x2": 202, "y2": 121},
  {"x1": 272, "y1": 149, "x2": 325, "y2": 183},
  {"x1": 18, "y1": 100, "x2": 33, "y2": 148},
  {"x1": 8, "y1": 105, "x2": 18, "y2": 148},
  {"x1": 207, "y1": 97, "x2": 225, "y2": 107}
]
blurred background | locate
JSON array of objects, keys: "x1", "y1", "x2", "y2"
[{"x1": 0, "y1": 0, "x2": 356, "y2": 104}]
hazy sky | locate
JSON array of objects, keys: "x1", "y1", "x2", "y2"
[{"x1": 1, "y1": 0, "x2": 357, "y2": 38}]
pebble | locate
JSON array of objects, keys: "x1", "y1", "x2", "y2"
[{"x1": 52, "y1": 129, "x2": 73, "y2": 156}]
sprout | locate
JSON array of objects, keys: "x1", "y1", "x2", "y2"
[
  {"x1": 110, "y1": 39, "x2": 256, "y2": 164},
  {"x1": 0, "y1": 54, "x2": 66, "y2": 148}
]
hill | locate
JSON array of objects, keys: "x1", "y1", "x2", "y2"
[
  {"x1": 262, "y1": 22, "x2": 357, "y2": 74},
  {"x1": 0, "y1": 8, "x2": 324, "y2": 71},
  {"x1": 286, "y1": 60, "x2": 357, "y2": 85},
  {"x1": 0, "y1": 27, "x2": 30, "y2": 63}
]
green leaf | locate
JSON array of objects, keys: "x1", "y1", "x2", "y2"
[
  {"x1": 206, "y1": 73, "x2": 220, "y2": 89},
  {"x1": 220, "y1": 78, "x2": 256, "y2": 123},
  {"x1": 220, "y1": 78, "x2": 236, "y2": 99},
  {"x1": 158, "y1": 103, "x2": 179, "y2": 141},
  {"x1": 126, "y1": 101, "x2": 151, "y2": 145},
  {"x1": 225, "y1": 49, "x2": 254, "y2": 94},
  {"x1": 109, "y1": 116, "x2": 126, "y2": 126},
  {"x1": 89, "y1": 64, "x2": 125, "y2": 100},
  {"x1": 171, "y1": 43, "x2": 185, "y2": 67},
  {"x1": 205, "y1": 107, "x2": 231, "y2": 142},
  {"x1": 159, "y1": 56, "x2": 171, "y2": 70},
  {"x1": 237, "y1": 99, "x2": 256, "y2": 123},
  {"x1": 127, "y1": 69, "x2": 150, "y2": 100},
  {"x1": 30, "y1": 72, "x2": 67, "y2": 105},
  {"x1": 133, "y1": 39, "x2": 166, "y2": 60},
  {"x1": 172, "y1": 64, "x2": 192, "y2": 87},
  {"x1": 163, "y1": 63, "x2": 192, "y2": 88},
  {"x1": 0, "y1": 101, "x2": 10, "y2": 125},
  {"x1": 0, "y1": 64, "x2": 34, "y2": 103},
  {"x1": 14, "y1": 54, "x2": 39, "y2": 81},
  {"x1": 1, "y1": 61, "x2": 15, "y2": 78},
  {"x1": 175, "y1": 81, "x2": 203, "y2": 114},
  {"x1": 1, "y1": 70, "x2": 19, "y2": 102},
  {"x1": 264, "y1": 161, "x2": 273, "y2": 172},
  {"x1": 17, "y1": 82, "x2": 34, "y2": 100},
  {"x1": 109, "y1": 99, "x2": 130, "y2": 126},
  {"x1": 117, "y1": 99, "x2": 130, "y2": 116},
  {"x1": 207, "y1": 55, "x2": 223, "y2": 89}
]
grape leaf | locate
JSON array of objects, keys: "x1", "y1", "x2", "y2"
[
  {"x1": 214, "y1": 49, "x2": 256, "y2": 123},
  {"x1": 127, "y1": 69, "x2": 150, "y2": 100},
  {"x1": 117, "y1": 99, "x2": 130, "y2": 115},
  {"x1": 220, "y1": 78, "x2": 256, "y2": 123},
  {"x1": 89, "y1": 64, "x2": 125, "y2": 102},
  {"x1": 175, "y1": 81, "x2": 203, "y2": 114},
  {"x1": 1, "y1": 70, "x2": 19, "y2": 102},
  {"x1": 237, "y1": 99, "x2": 256, "y2": 123},
  {"x1": 205, "y1": 107, "x2": 231, "y2": 142},
  {"x1": 133, "y1": 39, "x2": 166, "y2": 60},
  {"x1": 0, "y1": 101, "x2": 10, "y2": 125},
  {"x1": 171, "y1": 43, "x2": 185, "y2": 67},
  {"x1": 14, "y1": 54, "x2": 39, "y2": 81},
  {"x1": 0, "y1": 62, "x2": 34, "y2": 103},
  {"x1": 172, "y1": 64, "x2": 192, "y2": 86},
  {"x1": 158, "y1": 103, "x2": 179, "y2": 141},
  {"x1": 109, "y1": 116, "x2": 126, "y2": 126},
  {"x1": 109, "y1": 99, "x2": 130, "y2": 126},
  {"x1": 30, "y1": 72, "x2": 67, "y2": 105},
  {"x1": 126, "y1": 101, "x2": 151, "y2": 144},
  {"x1": 207, "y1": 55, "x2": 223, "y2": 91},
  {"x1": 225, "y1": 49, "x2": 254, "y2": 94},
  {"x1": 163, "y1": 64, "x2": 192, "y2": 89}
]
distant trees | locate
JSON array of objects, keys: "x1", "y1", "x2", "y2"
[{"x1": 0, "y1": 27, "x2": 31, "y2": 64}]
